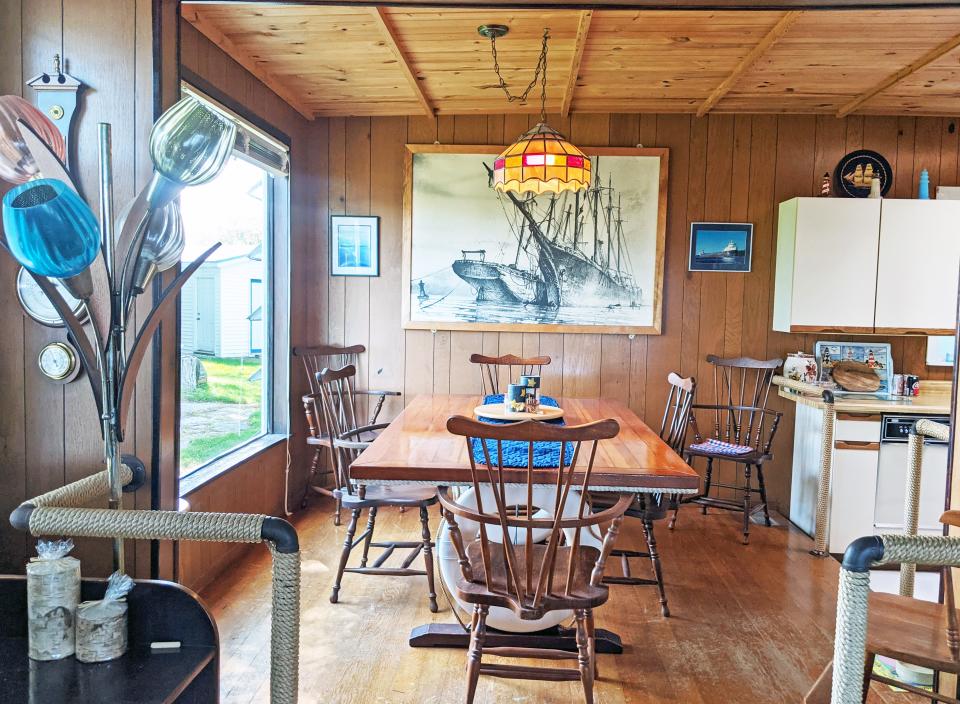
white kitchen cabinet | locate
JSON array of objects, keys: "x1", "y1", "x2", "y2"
[
  {"x1": 774, "y1": 198, "x2": 881, "y2": 332},
  {"x1": 828, "y1": 443, "x2": 880, "y2": 554},
  {"x1": 874, "y1": 199, "x2": 960, "y2": 334},
  {"x1": 774, "y1": 197, "x2": 960, "y2": 334}
]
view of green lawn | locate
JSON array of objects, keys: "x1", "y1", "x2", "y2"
[{"x1": 180, "y1": 357, "x2": 264, "y2": 472}]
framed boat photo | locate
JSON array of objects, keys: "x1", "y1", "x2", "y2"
[
  {"x1": 688, "y1": 222, "x2": 753, "y2": 273},
  {"x1": 401, "y1": 144, "x2": 669, "y2": 335}
]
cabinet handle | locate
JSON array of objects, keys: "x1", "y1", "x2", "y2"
[{"x1": 834, "y1": 440, "x2": 880, "y2": 451}]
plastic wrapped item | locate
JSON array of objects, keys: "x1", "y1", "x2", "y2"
[
  {"x1": 76, "y1": 571, "x2": 134, "y2": 663},
  {"x1": 26, "y1": 539, "x2": 81, "y2": 661}
]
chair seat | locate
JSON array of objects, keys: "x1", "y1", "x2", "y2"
[
  {"x1": 336, "y1": 484, "x2": 438, "y2": 508},
  {"x1": 456, "y1": 540, "x2": 609, "y2": 619},
  {"x1": 867, "y1": 591, "x2": 960, "y2": 671},
  {"x1": 686, "y1": 441, "x2": 768, "y2": 464}
]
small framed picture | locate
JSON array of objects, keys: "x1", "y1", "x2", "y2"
[
  {"x1": 331, "y1": 215, "x2": 380, "y2": 276},
  {"x1": 688, "y1": 222, "x2": 753, "y2": 273}
]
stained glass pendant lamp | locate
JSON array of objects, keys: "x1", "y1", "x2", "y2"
[{"x1": 479, "y1": 25, "x2": 590, "y2": 195}]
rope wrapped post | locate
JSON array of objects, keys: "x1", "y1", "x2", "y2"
[
  {"x1": 831, "y1": 533, "x2": 960, "y2": 703},
  {"x1": 10, "y1": 472, "x2": 300, "y2": 704},
  {"x1": 812, "y1": 390, "x2": 835, "y2": 557}
]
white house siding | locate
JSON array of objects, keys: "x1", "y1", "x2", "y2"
[{"x1": 181, "y1": 276, "x2": 198, "y2": 354}]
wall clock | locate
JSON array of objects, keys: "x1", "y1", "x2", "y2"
[
  {"x1": 38, "y1": 341, "x2": 81, "y2": 383},
  {"x1": 834, "y1": 149, "x2": 893, "y2": 198},
  {"x1": 15, "y1": 266, "x2": 88, "y2": 327}
]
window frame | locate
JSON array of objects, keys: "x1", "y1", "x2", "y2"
[{"x1": 174, "y1": 82, "x2": 291, "y2": 489}]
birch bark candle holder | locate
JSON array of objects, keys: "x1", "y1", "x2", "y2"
[
  {"x1": 26, "y1": 539, "x2": 81, "y2": 661},
  {"x1": 76, "y1": 571, "x2": 134, "y2": 663}
]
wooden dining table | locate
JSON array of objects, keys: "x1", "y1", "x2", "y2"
[{"x1": 350, "y1": 393, "x2": 701, "y2": 653}]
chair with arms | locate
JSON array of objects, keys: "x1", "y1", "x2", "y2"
[
  {"x1": 469, "y1": 353, "x2": 551, "y2": 397},
  {"x1": 589, "y1": 372, "x2": 695, "y2": 617},
  {"x1": 316, "y1": 365, "x2": 438, "y2": 611},
  {"x1": 671, "y1": 355, "x2": 783, "y2": 544},
  {"x1": 294, "y1": 344, "x2": 400, "y2": 523},
  {"x1": 440, "y1": 415, "x2": 633, "y2": 704}
]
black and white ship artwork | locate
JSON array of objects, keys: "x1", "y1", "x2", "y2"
[{"x1": 408, "y1": 151, "x2": 664, "y2": 330}]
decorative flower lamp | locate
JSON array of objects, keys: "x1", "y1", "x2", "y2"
[
  {"x1": 0, "y1": 95, "x2": 66, "y2": 184},
  {"x1": 119, "y1": 198, "x2": 184, "y2": 294},
  {"x1": 493, "y1": 123, "x2": 590, "y2": 195},
  {"x1": 145, "y1": 96, "x2": 236, "y2": 208},
  {"x1": 2, "y1": 178, "x2": 100, "y2": 299}
]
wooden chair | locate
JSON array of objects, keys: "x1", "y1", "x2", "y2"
[
  {"x1": 469, "y1": 353, "x2": 551, "y2": 396},
  {"x1": 294, "y1": 344, "x2": 400, "y2": 522},
  {"x1": 316, "y1": 365, "x2": 438, "y2": 611},
  {"x1": 805, "y1": 510, "x2": 960, "y2": 703},
  {"x1": 589, "y1": 372, "x2": 695, "y2": 617},
  {"x1": 440, "y1": 415, "x2": 633, "y2": 704},
  {"x1": 671, "y1": 355, "x2": 783, "y2": 544}
]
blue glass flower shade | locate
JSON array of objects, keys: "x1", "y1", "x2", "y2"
[
  {"x1": 149, "y1": 97, "x2": 236, "y2": 188},
  {"x1": 2, "y1": 178, "x2": 101, "y2": 278}
]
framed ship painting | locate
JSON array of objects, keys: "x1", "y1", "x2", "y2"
[
  {"x1": 688, "y1": 222, "x2": 753, "y2": 273},
  {"x1": 402, "y1": 144, "x2": 669, "y2": 334}
]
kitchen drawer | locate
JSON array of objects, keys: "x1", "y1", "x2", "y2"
[{"x1": 835, "y1": 415, "x2": 881, "y2": 443}]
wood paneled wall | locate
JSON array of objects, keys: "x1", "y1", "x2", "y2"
[
  {"x1": 318, "y1": 111, "x2": 955, "y2": 513},
  {"x1": 0, "y1": 0, "x2": 157, "y2": 577}
]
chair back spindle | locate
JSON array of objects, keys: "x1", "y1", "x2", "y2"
[
  {"x1": 469, "y1": 353, "x2": 551, "y2": 397},
  {"x1": 440, "y1": 416, "x2": 632, "y2": 620}
]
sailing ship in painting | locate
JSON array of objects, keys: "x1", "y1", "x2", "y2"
[{"x1": 447, "y1": 164, "x2": 642, "y2": 312}]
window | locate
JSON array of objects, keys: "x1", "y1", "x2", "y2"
[{"x1": 176, "y1": 87, "x2": 290, "y2": 477}]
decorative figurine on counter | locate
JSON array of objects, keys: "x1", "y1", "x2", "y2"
[
  {"x1": 819, "y1": 172, "x2": 831, "y2": 197},
  {"x1": 868, "y1": 176, "x2": 882, "y2": 199},
  {"x1": 919, "y1": 169, "x2": 930, "y2": 199}
]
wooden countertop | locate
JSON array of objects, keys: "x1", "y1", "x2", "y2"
[{"x1": 775, "y1": 378, "x2": 952, "y2": 415}]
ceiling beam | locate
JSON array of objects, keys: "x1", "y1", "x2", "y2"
[
  {"x1": 370, "y1": 7, "x2": 436, "y2": 121},
  {"x1": 696, "y1": 10, "x2": 803, "y2": 118},
  {"x1": 181, "y1": 7, "x2": 315, "y2": 120},
  {"x1": 837, "y1": 32, "x2": 960, "y2": 117},
  {"x1": 561, "y1": 10, "x2": 593, "y2": 119}
]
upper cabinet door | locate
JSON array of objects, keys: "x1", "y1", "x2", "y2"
[
  {"x1": 875, "y1": 200, "x2": 960, "y2": 334},
  {"x1": 775, "y1": 198, "x2": 882, "y2": 332}
]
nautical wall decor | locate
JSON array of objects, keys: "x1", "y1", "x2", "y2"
[
  {"x1": 834, "y1": 149, "x2": 892, "y2": 198},
  {"x1": 688, "y1": 222, "x2": 753, "y2": 273},
  {"x1": 330, "y1": 214, "x2": 380, "y2": 276},
  {"x1": 402, "y1": 144, "x2": 668, "y2": 335}
]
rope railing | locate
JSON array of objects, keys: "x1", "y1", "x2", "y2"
[
  {"x1": 831, "y1": 533, "x2": 960, "y2": 704},
  {"x1": 900, "y1": 418, "x2": 951, "y2": 597},
  {"x1": 9, "y1": 469, "x2": 301, "y2": 704},
  {"x1": 773, "y1": 375, "x2": 835, "y2": 556}
]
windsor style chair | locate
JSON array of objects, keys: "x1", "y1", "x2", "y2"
[
  {"x1": 805, "y1": 510, "x2": 960, "y2": 703},
  {"x1": 440, "y1": 415, "x2": 633, "y2": 704},
  {"x1": 671, "y1": 355, "x2": 783, "y2": 544},
  {"x1": 469, "y1": 353, "x2": 551, "y2": 396},
  {"x1": 294, "y1": 344, "x2": 400, "y2": 522},
  {"x1": 589, "y1": 373, "x2": 696, "y2": 617},
  {"x1": 315, "y1": 365, "x2": 438, "y2": 611}
]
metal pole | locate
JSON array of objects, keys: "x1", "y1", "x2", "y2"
[{"x1": 98, "y1": 123, "x2": 124, "y2": 573}]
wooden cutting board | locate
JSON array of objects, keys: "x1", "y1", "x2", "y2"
[{"x1": 831, "y1": 360, "x2": 882, "y2": 392}]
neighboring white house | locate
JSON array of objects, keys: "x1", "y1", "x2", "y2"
[{"x1": 181, "y1": 244, "x2": 264, "y2": 358}]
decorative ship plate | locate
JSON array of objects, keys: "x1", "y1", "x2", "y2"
[{"x1": 473, "y1": 403, "x2": 564, "y2": 422}]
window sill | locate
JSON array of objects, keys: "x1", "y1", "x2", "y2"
[{"x1": 179, "y1": 433, "x2": 288, "y2": 498}]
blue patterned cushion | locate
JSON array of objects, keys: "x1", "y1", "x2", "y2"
[
  {"x1": 472, "y1": 394, "x2": 572, "y2": 467},
  {"x1": 689, "y1": 438, "x2": 754, "y2": 456}
]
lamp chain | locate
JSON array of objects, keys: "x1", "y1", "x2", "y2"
[{"x1": 489, "y1": 28, "x2": 550, "y2": 123}]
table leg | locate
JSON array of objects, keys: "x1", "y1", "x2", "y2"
[{"x1": 408, "y1": 623, "x2": 623, "y2": 654}]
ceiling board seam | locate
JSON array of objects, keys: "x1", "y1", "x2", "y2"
[
  {"x1": 695, "y1": 10, "x2": 804, "y2": 119},
  {"x1": 561, "y1": 10, "x2": 593, "y2": 119},
  {"x1": 837, "y1": 31, "x2": 960, "y2": 118},
  {"x1": 181, "y1": 6, "x2": 315, "y2": 120},
  {"x1": 370, "y1": 7, "x2": 436, "y2": 122}
]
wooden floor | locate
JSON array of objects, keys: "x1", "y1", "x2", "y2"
[{"x1": 202, "y1": 497, "x2": 917, "y2": 703}]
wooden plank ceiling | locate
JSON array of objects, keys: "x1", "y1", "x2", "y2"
[{"x1": 182, "y1": 4, "x2": 960, "y2": 119}]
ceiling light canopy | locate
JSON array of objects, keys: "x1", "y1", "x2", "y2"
[{"x1": 479, "y1": 25, "x2": 590, "y2": 195}]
